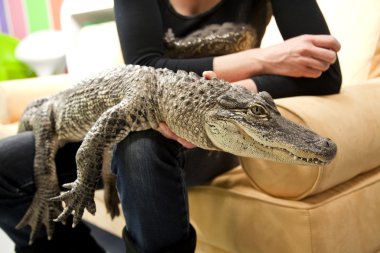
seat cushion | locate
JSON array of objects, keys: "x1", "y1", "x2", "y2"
[
  {"x1": 240, "y1": 80, "x2": 380, "y2": 199},
  {"x1": 189, "y1": 166, "x2": 380, "y2": 253}
]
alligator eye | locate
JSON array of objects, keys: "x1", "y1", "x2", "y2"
[{"x1": 249, "y1": 105, "x2": 268, "y2": 117}]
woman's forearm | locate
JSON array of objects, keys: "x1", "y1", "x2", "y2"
[
  {"x1": 213, "y1": 48, "x2": 265, "y2": 82},
  {"x1": 214, "y1": 34, "x2": 340, "y2": 83}
]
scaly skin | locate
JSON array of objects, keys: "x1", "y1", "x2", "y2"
[
  {"x1": 164, "y1": 22, "x2": 257, "y2": 58},
  {"x1": 18, "y1": 64, "x2": 337, "y2": 243}
]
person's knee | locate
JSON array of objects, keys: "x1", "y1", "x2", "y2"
[
  {"x1": 112, "y1": 130, "x2": 181, "y2": 172},
  {"x1": 0, "y1": 132, "x2": 35, "y2": 161},
  {"x1": 0, "y1": 132, "x2": 35, "y2": 176},
  {"x1": 0, "y1": 132, "x2": 36, "y2": 198}
]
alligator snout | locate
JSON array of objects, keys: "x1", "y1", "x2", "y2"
[
  {"x1": 324, "y1": 138, "x2": 334, "y2": 148},
  {"x1": 316, "y1": 137, "x2": 337, "y2": 161}
]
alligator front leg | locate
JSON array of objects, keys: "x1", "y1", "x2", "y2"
[
  {"x1": 16, "y1": 104, "x2": 63, "y2": 244},
  {"x1": 51, "y1": 100, "x2": 140, "y2": 226}
]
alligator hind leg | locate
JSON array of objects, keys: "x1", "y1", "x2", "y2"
[
  {"x1": 102, "y1": 148, "x2": 120, "y2": 219},
  {"x1": 16, "y1": 103, "x2": 63, "y2": 245}
]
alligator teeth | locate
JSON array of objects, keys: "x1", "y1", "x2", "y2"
[{"x1": 263, "y1": 144, "x2": 326, "y2": 165}]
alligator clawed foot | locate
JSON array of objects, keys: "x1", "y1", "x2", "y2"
[
  {"x1": 50, "y1": 180, "x2": 96, "y2": 227},
  {"x1": 16, "y1": 191, "x2": 63, "y2": 244}
]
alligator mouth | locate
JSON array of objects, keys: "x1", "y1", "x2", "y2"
[{"x1": 239, "y1": 127, "x2": 329, "y2": 166}]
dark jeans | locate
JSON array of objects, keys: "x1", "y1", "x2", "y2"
[{"x1": 0, "y1": 130, "x2": 238, "y2": 252}]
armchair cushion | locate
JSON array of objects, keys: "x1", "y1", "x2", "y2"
[{"x1": 240, "y1": 79, "x2": 380, "y2": 199}]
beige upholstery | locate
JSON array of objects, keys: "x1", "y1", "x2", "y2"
[
  {"x1": 241, "y1": 81, "x2": 380, "y2": 199},
  {"x1": 369, "y1": 37, "x2": 380, "y2": 79},
  {"x1": 190, "y1": 165, "x2": 380, "y2": 253}
]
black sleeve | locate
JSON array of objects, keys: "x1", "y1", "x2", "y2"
[
  {"x1": 253, "y1": 0, "x2": 342, "y2": 99},
  {"x1": 113, "y1": 0, "x2": 213, "y2": 75}
]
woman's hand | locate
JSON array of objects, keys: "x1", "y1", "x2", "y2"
[
  {"x1": 231, "y1": 79, "x2": 257, "y2": 93},
  {"x1": 258, "y1": 34, "x2": 341, "y2": 78},
  {"x1": 213, "y1": 34, "x2": 340, "y2": 81},
  {"x1": 157, "y1": 122, "x2": 196, "y2": 149},
  {"x1": 203, "y1": 70, "x2": 258, "y2": 93}
]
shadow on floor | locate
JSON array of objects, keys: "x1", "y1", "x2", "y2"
[{"x1": 86, "y1": 222, "x2": 124, "y2": 253}]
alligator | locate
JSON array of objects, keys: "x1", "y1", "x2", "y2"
[{"x1": 16, "y1": 64, "x2": 337, "y2": 244}]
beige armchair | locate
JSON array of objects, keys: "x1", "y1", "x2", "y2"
[
  {"x1": 191, "y1": 78, "x2": 380, "y2": 253},
  {"x1": 1, "y1": 0, "x2": 380, "y2": 252}
]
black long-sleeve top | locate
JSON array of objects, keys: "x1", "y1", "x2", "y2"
[{"x1": 114, "y1": 0, "x2": 342, "y2": 99}]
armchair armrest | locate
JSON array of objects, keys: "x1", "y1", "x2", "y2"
[
  {"x1": 0, "y1": 74, "x2": 75, "y2": 139},
  {"x1": 0, "y1": 74, "x2": 75, "y2": 124},
  {"x1": 241, "y1": 78, "x2": 380, "y2": 199}
]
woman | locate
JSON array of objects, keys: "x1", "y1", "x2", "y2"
[
  {"x1": 0, "y1": 0, "x2": 341, "y2": 252},
  {"x1": 112, "y1": 0, "x2": 341, "y2": 252}
]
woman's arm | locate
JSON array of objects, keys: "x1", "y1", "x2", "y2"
[
  {"x1": 214, "y1": 35, "x2": 340, "y2": 81},
  {"x1": 251, "y1": 0, "x2": 342, "y2": 98},
  {"x1": 214, "y1": 0, "x2": 342, "y2": 98}
]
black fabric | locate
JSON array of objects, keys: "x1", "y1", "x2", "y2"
[
  {"x1": 114, "y1": 0, "x2": 341, "y2": 99},
  {"x1": 114, "y1": 0, "x2": 269, "y2": 73},
  {"x1": 122, "y1": 224, "x2": 197, "y2": 253},
  {"x1": 15, "y1": 216, "x2": 105, "y2": 253}
]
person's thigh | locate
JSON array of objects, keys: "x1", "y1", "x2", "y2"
[
  {"x1": 0, "y1": 132, "x2": 36, "y2": 199},
  {"x1": 111, "y1": 129, "x2": 238, "y2": 251}
]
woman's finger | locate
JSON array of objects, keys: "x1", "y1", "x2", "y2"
[
  {"x1": 177, "y1": 137, "x2": 197, "y2": 149},
  {"x1": 202, "y1": 71, "x2": 217, "y2": 80},
  {"x1": 158, "y1": 122, "x2": 196, "y2": 148},
  {"x1": 300, "y1": 57, "x2": 330, "y2": 72},
  {"x1": 157, "y1": 122, "x2": 177, "y2": 140},
  {"x1": 302, "y1": 45, "x2": 337, "y2": 64},
  {"x1": 301, "y1": 67, "x2": 322, "y2": 78},
  {"x1": 309, "y1": 34, "x2": 341, "y2": 52}
]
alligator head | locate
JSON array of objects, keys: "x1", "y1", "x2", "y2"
[{"x1": 205, "y1": 86, "x2": 337, "y2": 166}]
